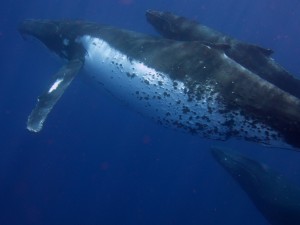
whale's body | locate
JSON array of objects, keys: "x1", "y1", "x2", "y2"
[
  {"x1": 19, "y1": 19, "x2": 300, "y2": 148},
  {"x1": 211, "y1": 147, "x2": 300, "y2": 225},
  {"x1": 146, "y1": 10, "x2": 300, "y2": 100}
]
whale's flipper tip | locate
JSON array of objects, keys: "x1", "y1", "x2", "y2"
[
  {"x1": 26, "y1": 59, "x2": 83, "y2": 132},
  {"x1": 27, "y1": 107, "x2": 46, "y2": 132}
]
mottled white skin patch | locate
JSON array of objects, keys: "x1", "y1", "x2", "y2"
[{"x1": 76, "y1": 35, "x2": 284, "y2": 146}]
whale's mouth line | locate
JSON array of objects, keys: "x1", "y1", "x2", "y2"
[{"x1": 18, "y1": 19, "x2": 60, "y2": 43}]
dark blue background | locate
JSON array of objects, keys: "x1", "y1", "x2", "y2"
[{"x1": 1, "y1": 1, "x2": 300, "y2": 224}]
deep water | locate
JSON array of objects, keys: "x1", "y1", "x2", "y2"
[{"x1": 1, "y1": 1, "x2": 300, "y2": 225}]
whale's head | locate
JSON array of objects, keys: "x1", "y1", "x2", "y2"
[
  {"x1": 211, "y1": 147, "x2": 271, "y2": 190},
  {"x1": 18, "y1": 19, "x2": 85, "y2": 60},
  {"x1": 146, "y1": 10, "x2": 183, "y2": 39}
]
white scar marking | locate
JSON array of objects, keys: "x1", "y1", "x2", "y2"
[{"x1": 48, "y1": 78, "x2": 63, "y2": 93}]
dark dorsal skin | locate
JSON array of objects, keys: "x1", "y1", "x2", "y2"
[
  {"x1": 19, "y1": 20, "x2": 300, "y2": 148},
  {"x1": 211, "y1": 147, "x2": 300, "y2": 225},
  {"x1": 145, "y1": 10, "x2": 300, "y2": 100}
]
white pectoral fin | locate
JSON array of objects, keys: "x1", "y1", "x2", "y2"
[{"x1": 27, "y1": 59, "x2": 84, "y2": 132}]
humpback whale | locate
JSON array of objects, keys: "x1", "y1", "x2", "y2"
[
  {"x1": 145, "y1": 10, "x2": 300, "y2": 99},
  {"x1": 19, "y1": 19, "x2": 300, "y2": 148},
  {"x1": 211, "y1": 147, "x2": 300, "y2": 225}
]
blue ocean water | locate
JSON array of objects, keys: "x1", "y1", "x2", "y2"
[{"x1": 1, "y1": 1, "x2": 300, "y2": 224}]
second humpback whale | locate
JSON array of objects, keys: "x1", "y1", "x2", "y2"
[
  {"x1": 18, "y1": 18, "x2": 300, "y2": 148},
  {"x1": 146, "y1": 10, "x2": 300, "y2": 100},
  {"x1": 211, "y1": 147, "x2": 300, "y2": 225}
]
